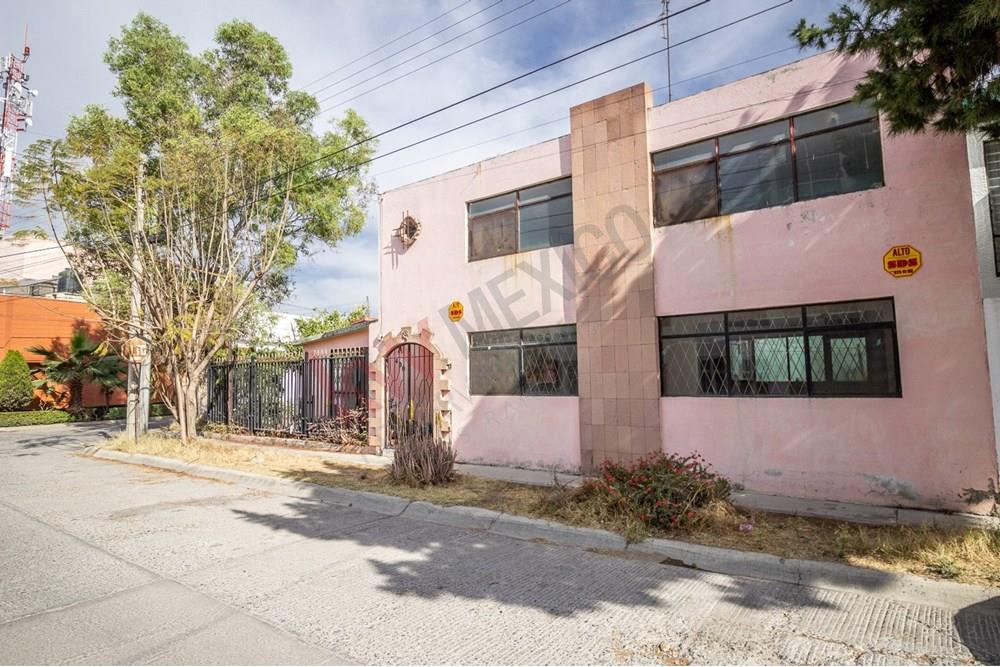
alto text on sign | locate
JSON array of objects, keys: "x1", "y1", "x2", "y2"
[{"x1": 883, "y1": 244, "x2": 922, "y2": 278}]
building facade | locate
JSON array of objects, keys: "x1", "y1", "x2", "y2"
[
  {"x1": 372, "y1": 52, "x2": 1000, "y2": 514},
  {"x1": 0, "y1": 293, "x2": 126, "y2": 408},
  {"x1": 301, "y1": 318, "x2": 374, "y2": 357}
]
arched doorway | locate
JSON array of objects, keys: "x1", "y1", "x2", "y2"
[{"x1": 384, "y1": 342, "x2": 434, "y2": 448}]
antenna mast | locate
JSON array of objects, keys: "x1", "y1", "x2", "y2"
[
  {"x1": 661, "y1": 0, "x2": 673, "y2": 102},
  {"x1": 0, "y1": 31, "x2": 36, "y2": 238}
]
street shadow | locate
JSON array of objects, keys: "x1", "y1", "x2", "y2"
[
  {"x1": 954, "y1": 597, "x2": 1000, "y2": 664},
  {"x1": 3, "y1": 423, "x2": 120, "y2": 456},
  {"x1": 1, "y1": 418, "x2": 173, "y2": 457},
  {"x1": 231, "y1": 462, "x2": 842, "y2": 618}
]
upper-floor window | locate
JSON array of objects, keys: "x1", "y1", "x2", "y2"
[
  {"x1": 985, "y1": 140, "x2": 1000, "y2": 276},
  {"x1": 469, "y1": 324, "x2": 578, "y2": 396},
  {"x1": 468, "y1": 178, "x2": 573, "y2": 261},
  {"x1": 652, "y1": 101, "x2": 884, "y2": 227}
]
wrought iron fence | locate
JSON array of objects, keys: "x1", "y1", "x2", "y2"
[{"x1": 204, "y1": 348, "x2": 369, "y2": 440}]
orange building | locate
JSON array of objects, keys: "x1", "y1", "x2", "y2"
[{"x1": 0, "y1": 294, "x2": 126, "y2": 408}]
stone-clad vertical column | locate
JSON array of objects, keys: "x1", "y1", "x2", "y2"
[{"x1": 570, "y1": 83, "x2": 661, "y2": 472}]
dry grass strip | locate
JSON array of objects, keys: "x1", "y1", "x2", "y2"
[{"x1": 104, "y1": 432, "x2": 1000, "y2": 588}]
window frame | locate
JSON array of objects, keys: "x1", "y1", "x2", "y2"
[
  {"x1": 468, "y1": 323, "x2": 578, "y2": 396},
  {"x1": 658, "y1": 297, "x2": 902, "y2": 398},
  {"x1": 467, "y1": 176, "x2": 574, "y2": 262},
  {"x1": 652, "y1": 101, "x2": 885, "y2": 227},
  {"x1": 984, "y1": 140, "x2": 1000, "y2": 277}
]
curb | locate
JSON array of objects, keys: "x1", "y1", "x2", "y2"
[
  {"x1": 402, "y1": 501, "x2": 499, "y2": 531},
  {"x1": 491, "y1": 513, "x2": 627, "y2": 551},
  {"x1": 624, "y1": 538, "x2": 997, "y2": 609},
  {"x1": 732, "y1": 491, "x2": 1000, "y2": 530},
  {"x1": 90, "y1": 448, "x2": 1000, "y2": 611}
]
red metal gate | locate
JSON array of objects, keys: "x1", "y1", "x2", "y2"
[{"x1": 384, "y1": 343, "x2": 434, "y2": 448}]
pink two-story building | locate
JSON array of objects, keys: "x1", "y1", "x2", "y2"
[{"x1": 367, "y1": 52, "x2": 1000, "y2": 514}]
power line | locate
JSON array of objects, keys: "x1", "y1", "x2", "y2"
[
  {"x1": 0, "y1": 252, "x2": 68, "y2": 273},
  {"x1": 42, "y1": 25, "x2": 824, "y2": 322},
  {"x1": 0, "y1": 244, "x2": 63, "y2": 259},
  {"x1": 316, "y1": 0, "x2": 569, "y2": 109},
  {"x1": 49, "y1": 1, "x2": 709, "y2": 249},
  {"x1": 0, "y1": 260, "x2": 69, "y2": 280},
  {"x1": 48, "y1": 0, "x2": 797, "y2": 268},
  {"x1": 310, "y1": 0, "x2": 506, "y2": 96},
  {"x1": 380, "y1": 72, "x2": 864, "y2": 192},
  {"x1": 296, "y1": 72, "x2": 864, "y2": 219},
  {"x1": 277, "y1": 299, "x2": 365, "y2": 314},
  {"x1": 221, "y1": 0, "x2": 711, "y2": 210},
  {"x1": 0, "y1": 276, "x2": 63, "y2": 290},
  {"x1": 124, "y1": 0, "x2": 710, "y2": 242},
  {"x1": 294, "y1": 68, "x2": 856, "y2": 311},
  {"x1": 236, "y1": 0, "x2": 789, "y2": 216},
  {"x1": 0, "y1": 294, "x2": 102, "y2": 328},
  {"x1": 299, "y1": 0, "x2": 475, "y2": 90},
  {"x1": 225, "y1": 2, "x2": 576, "y2": 221},
  {"x1": 166, "y1": 0, "x2": 800, "y2": 245},
  {"x1": 0, "y1": 258, "x2": 65, "y2": 279},
  {"x1": 370, "y1": 45, "x2": 802, "y2": 184}
]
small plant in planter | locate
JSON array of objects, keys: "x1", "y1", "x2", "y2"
[{"x1": 390, "y1": 434, "x2": 456, "y2": 486}]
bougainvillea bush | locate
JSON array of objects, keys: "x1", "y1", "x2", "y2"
[{"x1": 588, "y1": 452, "x2": 732, "y2": 531}]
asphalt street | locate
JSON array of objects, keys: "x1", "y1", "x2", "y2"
[{"x1": 1, "y1": 421, "x2": 998, "y2": 664}]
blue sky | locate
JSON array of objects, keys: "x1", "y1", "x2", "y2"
[{"x1": 2, "y1": 0, "x2": 840, "y2": 319}]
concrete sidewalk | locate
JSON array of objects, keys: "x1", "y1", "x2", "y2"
[
  {"x1": 92, "y1": 447, "x2": 1000, "y2": 613},
  {"x1": 2, "y1": 421, "x2": 999, "y2": 664}
]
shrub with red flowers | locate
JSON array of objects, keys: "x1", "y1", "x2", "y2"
[{"x1": 589, "y1": 452, "x2": 731, "y2": 530}]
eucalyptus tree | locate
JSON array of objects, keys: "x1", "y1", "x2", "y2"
[{"x1": 17, "y1": 14, "x2": 376, "y2": 441}]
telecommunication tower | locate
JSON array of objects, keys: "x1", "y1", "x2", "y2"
[{"x1": 0, "y1": 34, "x2": 37, "y2": 238}]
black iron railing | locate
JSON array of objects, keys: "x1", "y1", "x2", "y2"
[{"x1": 205, "y1": 349, "x2": 369, "y2": 439}]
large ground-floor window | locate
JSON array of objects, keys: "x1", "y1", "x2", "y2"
[
  {"x1": 659, "y1": 298, "x2": 900, "y2": 397},
  {"x1": 469, "y1": 324, "x2": 578, "y2": 396}
]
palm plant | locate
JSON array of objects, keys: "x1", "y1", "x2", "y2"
[{"x1": 29, "y1": 331, "x2": 127, "y2": 417}]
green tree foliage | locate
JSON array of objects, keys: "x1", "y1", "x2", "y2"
[
  {"x1": 28, "y1": 331, "x2": 126, "y2": 417},
  {"x1": 295, "y1": 304, "x2": 369, "y2": 340},
  {"x1": 793, "y1": 1, "x2": 1000, "y2": 137},
  {"x1": 0, "y1": 350, "x2": 34, "y2": 412},
  {"x1": 16, "y1": 14, "x2": 376, "y2": 441}
]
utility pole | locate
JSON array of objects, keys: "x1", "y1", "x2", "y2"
[
  {"x1": 661, "y1": 0, "x2": 673, "y2": 102},
  {"x1": 126, "y1": 158, "x2": 150, "y2": 441},
  {"x1": 0, "y1": 31, "x2": 36, "y2": 239}
]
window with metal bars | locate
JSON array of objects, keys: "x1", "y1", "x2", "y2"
[
  {"x1": 467, "y1": 178, "x2": 573, "y2": 261},
  {"x1": 652, "y1": 101, "x2": 884, "y2": 226},
  {"x1": 984, "y1": 140, "x2": 1000, "y2": 276},
  {"x1": 659, "y1": 298, "x2": 900, "y2": 398},
  {"x1": 469, "y1": 324, "x2": 578, "y2": 396}
]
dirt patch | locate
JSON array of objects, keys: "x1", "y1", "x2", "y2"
[{"x1": 102, "y1": 433, "x2": 1000, "y2": 588}]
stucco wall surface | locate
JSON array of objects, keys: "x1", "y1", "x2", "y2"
[
  {"x1": 378, "y1": 52, "x2": 999, "y2": 510},
  {"x1": 379, "y1": 137, "x2": 580, "y2": 469},
  {"x1": 302, "y1": 328, "x2": 370, "y2": 357},
  {"x1": 649, "y1": 53, "x2": 997, "y2": 511}
]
